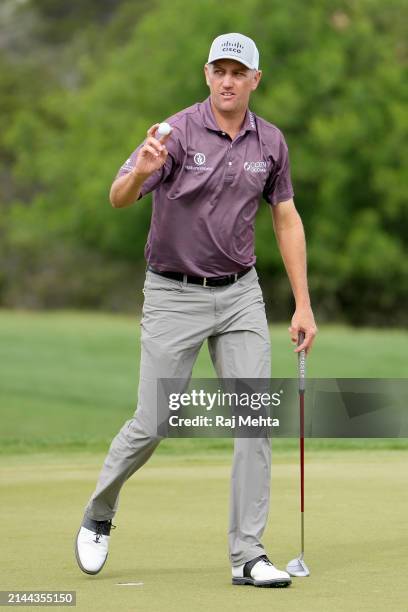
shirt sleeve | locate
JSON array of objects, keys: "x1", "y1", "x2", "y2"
[
  {"x1": 114, "y1": 134, "x2": 178, "y2": 199},
  {"x1": 263, "y1": 130, "x2": 294, "y2": 206}
]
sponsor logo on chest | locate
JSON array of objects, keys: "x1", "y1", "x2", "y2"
[
  {"x1": 244, "y1": 160, "x2": 268, "y2": 173},
  {"x1": 185, "y1": 151, "x2": 213, "y2": 172}
]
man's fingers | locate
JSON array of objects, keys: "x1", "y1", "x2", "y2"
[
  {"x1": 141, "y1": 144, "x2": 161, "y2": 158},
  {"x1": 295, "y1": 338, "x2": 308, "y2": 353},
  {"x1": 288, "y1": 325, "x2": 299, "y2": 344},
  {"x1": 305, "y1": 328, "x2": 318, "y2": 355},
  {"x1": 294, "y1": 329, "x2": 307, "y2": 352},
  {"x1": 294, "y1": 327, "x2": 317, "y2": 353},
  {"x1": 145, "y1": 136, "x2": 165, "y2": 154},
  {"x1": 147, "y1": 124, "x2": 160, "y2": 138}
]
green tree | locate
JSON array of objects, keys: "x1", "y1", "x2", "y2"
[{"x1": 3, "y1": 0, "x2": 408, "y2": 323}]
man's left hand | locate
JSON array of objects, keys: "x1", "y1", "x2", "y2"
[{"x1": 289, "y1": 307, "x2": 318, "y2": 354}]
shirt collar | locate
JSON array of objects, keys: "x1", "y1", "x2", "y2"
[{"x1": 201, "y1": 96, "x2": 257, "y2": 134}]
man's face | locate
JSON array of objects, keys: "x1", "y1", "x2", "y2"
[{"x1": 204, "y1": 59, "x2": 262, "y2": 114}]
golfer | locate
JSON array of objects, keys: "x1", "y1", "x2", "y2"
[{"x1": 75, "y1": 33, "x2": 317, "y2": 587}]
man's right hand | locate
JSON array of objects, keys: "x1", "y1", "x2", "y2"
[{"x1": 131, "y1": 123, "x2": 172, "y2": 179}]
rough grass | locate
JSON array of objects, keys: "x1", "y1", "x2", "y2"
[{"x1": 0, "y1": 310, "x2": 407, "y2": 454}]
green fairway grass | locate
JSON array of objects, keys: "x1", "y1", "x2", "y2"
[
  {"x1": 0, "y1": 310, "x2": 407, "y2": 454},
  {"x1": 1, "y1": 450, "x2": 407, "y2": 612},
  {"x1": 1, "y1": 311, "x2": 407, "y2": 611}
]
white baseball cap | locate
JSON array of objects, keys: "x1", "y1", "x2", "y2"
[{"x1": 208, "y1": 33, "x2": 259, "y2": 70}]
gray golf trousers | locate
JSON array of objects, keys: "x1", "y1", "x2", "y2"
[{"x1": 84, "y1": 267, "x2": 272, "y2": 567}]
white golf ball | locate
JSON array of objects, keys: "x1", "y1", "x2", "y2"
[{"x1": 156, "y1": 122, "x2": 172, "y2": 137}]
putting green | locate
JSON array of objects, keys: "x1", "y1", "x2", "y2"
[{"x1": 1, "y1": 450, "x2": 407, "y2": 612}]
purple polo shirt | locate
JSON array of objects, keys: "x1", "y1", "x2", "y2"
[{"x1": 116, "y1": 96, "x2": 294, "y2": 277}]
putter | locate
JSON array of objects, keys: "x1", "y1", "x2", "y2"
[{"x1": 286, "y1": 330, "x2": 310, "y2": 577}]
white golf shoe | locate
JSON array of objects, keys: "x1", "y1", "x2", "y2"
[
  {"x1": 232, "y1": 555, "x2": 291, "y2": 587},
  {"x1": 75, "y1": 518, "x2": 116, "y2": 575}
]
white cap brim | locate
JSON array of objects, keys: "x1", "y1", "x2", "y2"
[{"x1": 208, "y1": 54, "x2": 256, "y2": 70}]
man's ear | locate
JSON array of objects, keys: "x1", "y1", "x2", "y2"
[
  {"x1": 204, "y1": 63, "x2": 210, "y2": 87},
  {"x1": 251, "y1": 70, "x2": 262, "y2": 91}
]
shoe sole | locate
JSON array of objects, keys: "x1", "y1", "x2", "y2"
[
  {"x1": 232, "y1": 577, "x2": 291, "y2": 588},
  {"x1": 74, "y1": 528, "x2": 108, "y2": 576}
]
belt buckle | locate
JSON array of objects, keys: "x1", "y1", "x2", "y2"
[{"x1": 203, "y1": 277, "x2": 207, "y2": 287}]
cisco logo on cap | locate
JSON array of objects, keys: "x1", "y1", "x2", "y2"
[{"x1": 221, "y1": 41, "x2": 244, "y2": 55}]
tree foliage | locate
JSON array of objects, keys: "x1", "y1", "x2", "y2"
[{"x1": 1, "y1": 0, "x2": 407, "y2": 323}]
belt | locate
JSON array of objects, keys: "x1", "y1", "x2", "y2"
[{"x1": 147, "y1": 266, "x2": 252, "y2": 287}]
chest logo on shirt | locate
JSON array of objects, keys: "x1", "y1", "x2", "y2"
[
  {"x1": 244, "y1": 160, "x2": 267, "y2": 173},
  {"x1": 194, "y1": 152, "x2": 206, "y2": 166},
  {"x1": 185, "y1": 152, "x2": 213, "y2": 172}
]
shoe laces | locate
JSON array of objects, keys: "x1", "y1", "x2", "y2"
[
  {"x1": 93, "y1": 520, "x2": 116, "y2": 543},
  {"x1": 259, "y1": 554, "x2": 273, "y2": 566}
]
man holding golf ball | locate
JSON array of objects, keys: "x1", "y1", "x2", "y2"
[{"x1": 75, "y1": 32, "x2": 317, "y2": 587}]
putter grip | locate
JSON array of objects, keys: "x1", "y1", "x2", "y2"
[{"x1": 298, "y1": 331, "x2": 306, "y2": 393}]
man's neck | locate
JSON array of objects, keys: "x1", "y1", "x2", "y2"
[{"x1": 210, "y1": 98, "x2": 247, "y2": 140}]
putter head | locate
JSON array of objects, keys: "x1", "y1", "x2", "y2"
[{"x1": 286, "y1": 556, "x2": 310, "y2": 577}]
